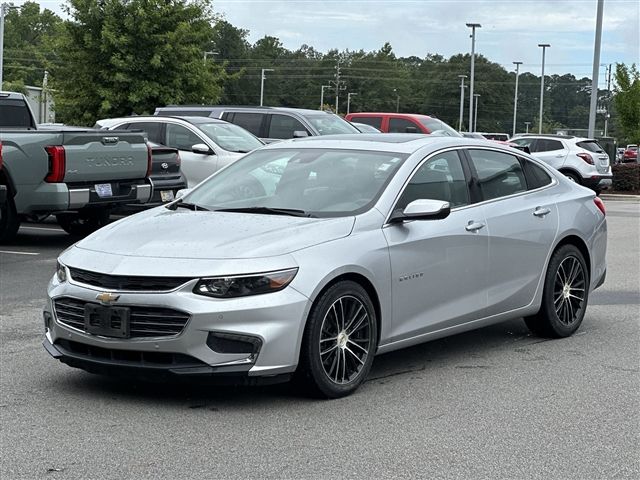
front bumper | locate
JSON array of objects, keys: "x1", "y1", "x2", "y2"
[{"x1": 44, "y1": 277, "x2": 311, "y2": 380}]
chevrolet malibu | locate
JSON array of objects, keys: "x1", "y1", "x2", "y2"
[{"x1": 44, "y1": 135, "x2": 608, "y2": 398}]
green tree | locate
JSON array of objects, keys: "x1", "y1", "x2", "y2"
[
  {"x1": 613, "y1": 63, "x2": 640, "y2": 143},
  {"x1": 50, "y1": 0, "x2": 228, "y2": 125}
]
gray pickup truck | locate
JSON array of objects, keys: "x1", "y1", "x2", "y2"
[{"x1": 0, "y1": 92, "x2": 151, "y2": 242}]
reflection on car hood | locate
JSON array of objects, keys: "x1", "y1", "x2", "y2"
[{"x1": 74, "y1": 208, "x2": 355, "y2": 259}]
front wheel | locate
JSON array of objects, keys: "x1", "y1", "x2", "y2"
[
  {"x1": 296, "y1": 281, "x2": 378, "y2": 398},
  {"x1": 0, "y1": 193, "x2": 20, "y2": 243},
  {"x1": 525, "y1": 244, "x2": 590, "y2": 338},
  {"x1": 56, "y1": 209, "x2": 111, "y2": 237}
]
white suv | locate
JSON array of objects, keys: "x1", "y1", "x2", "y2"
[{"x1": 510, "y1": 135, "x2": 612, "y2": 192}]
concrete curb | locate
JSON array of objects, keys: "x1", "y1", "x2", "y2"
[{"x1": 600, "y1": 194, "x2": 640, "y2": 202}]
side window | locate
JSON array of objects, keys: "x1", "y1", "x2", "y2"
[
  {"x1": 125, "y1": 122, "x2": 163, "y2": 143},
  {"x1": 522, "y1": 160, "x2": 553, "y2": 190},
  {"x1": 267, "y1": 114, "x2": 308, "y2": 139},
  {"x1": 396, "y1": 151, "x2": 469, "y2": 209},
  {"x1": 388, "y1": 117, "x2": 421, "y2": 133},
  {"x1": 510, "y1": 138, "x2": 534, "y2": 147},
  {"x1": 535, "y1": 139, "x2": 564, "y2": 152},
  {"x1": 468, "y1": 149, "x2": 527, "y2": 201},
  {"x1": 165, "y1": 124, "x2": 203, "y2": 151},
  {"x1": 353, "y1": 116, "x2": 382, "y2": 129},
  {"x1": 230, "y1": 112, "x2": 263, "y2": 136}
]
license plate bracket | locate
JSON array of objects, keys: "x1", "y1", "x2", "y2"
[
  {"x1": 160, "y1": 190, "x2": 175, "y2": 202},
  {"x1": 84, "y1": 304, "x2": 130, "y2": 338},
  {"x1": 95, "y1": 183, "x2": 113, "y2": 198}
]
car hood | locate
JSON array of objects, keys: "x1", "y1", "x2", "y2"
[{"x1": 74, "y1": 208, "x2": 355, "y2": 260}]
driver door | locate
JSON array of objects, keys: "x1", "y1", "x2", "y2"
[
  {"x1": 165, "y1": 123, "x2": 218, "y2": 187},
  {"x1": 383, "y1": 150, "x2": 489, "y2": 343}
]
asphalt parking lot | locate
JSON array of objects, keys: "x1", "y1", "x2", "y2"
[{"x1": 1, "y1": 201, "x2": 638, "y2": 479}]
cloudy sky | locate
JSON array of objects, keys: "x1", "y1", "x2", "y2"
[{"x1": 35, "y1": 0, "x2": 640, "y2": 85}]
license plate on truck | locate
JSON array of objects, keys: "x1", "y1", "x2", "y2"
[
  {"x1": 160, "y1": 190, "x2": 175, "y2": 202},
  {"x1": 95, "y1": 183, "x2": 113, "y2": 198}
]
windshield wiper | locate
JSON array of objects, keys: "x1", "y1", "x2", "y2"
[
  {"x1": 233, "y1": 149, "x2": 251, "y2": 153},
  {"x1": 166, "y1": 199, "x2": 210, "y2": 211},
  {"x1": 215, "y1": 206, "x2": 316, "y2": 217}
]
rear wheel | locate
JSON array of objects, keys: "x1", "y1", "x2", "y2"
[
  {"x1": 0, "y1": 193, "x2": 20, "y2": 243},
  {"x1": 56, "y1": 209, "x2": 111, "y2": 237},
  {"x1": 296, "y1": 281, "x2": 377, "y2": 398},
  {"x1": 563, "y1": 171, "x2": 581, "y2": 184},
  {"x1": 524, "y1": 244, "x2": 589, "y2": 338}
]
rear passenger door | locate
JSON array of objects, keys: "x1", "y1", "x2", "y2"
[
  {"x1": 466, "y1": 149, "x2": 558, "y2": 315},
  {"x1": 530, "y1": 138, "x2": 568, "y2": 170},
  {"x1": 164, "y1": 123, "x2": 217, "y2": 187}
]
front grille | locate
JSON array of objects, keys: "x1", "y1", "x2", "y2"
[
  {"x1": 68, "y1": 267, "x2": 193, "y2": 291},
  {"x1": 54, "y1": 297, "x2": 190, "y2": 338}
]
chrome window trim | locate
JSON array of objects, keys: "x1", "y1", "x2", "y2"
[{"x1": 383, "y1": 145, "x2": 558, "y2": 225}]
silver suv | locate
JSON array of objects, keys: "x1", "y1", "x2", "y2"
[{"x1": 510, "y1": 135, "x2": 612, "y2": 192}]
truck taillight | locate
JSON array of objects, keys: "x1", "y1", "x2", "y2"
[
  {"x1": 0, "y1": 142, "x2": 3, "y2": 170},
  {"x1": 176, "y1": 151, "x2": 181, "y2": 168},
  {"x1": 44, "y1": 146, "x2": 66, "y2": 182},
  {"x1": 576, "y1": 152, "x2": 594, "y2": 164},
  {"x1": 593, "y1": 197, "x2": 606, "y2": 216},
  {"x1": 146, "y1": 143, "x2": 153, "y2": 177}
]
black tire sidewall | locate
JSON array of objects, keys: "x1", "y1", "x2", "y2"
[
  {"x1": 56, "y1": 209, "x2": 110, "y2": 237},
  {"x1": 0, "y1": 194, "x2": 20, "y2": 243},
  {"x1": 300, "y1": 281, "x2": 377, "y2": 398}
]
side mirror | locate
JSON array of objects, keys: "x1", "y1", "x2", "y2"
[
  {"x1": 405, "y1": 126, "x2": 419, "y2": 133},
  {"x1": 389, "y1": 199, "x2": 451, "y2": 223},
  {"x1": 192, "y1": 143, "x2": 214, "y2": 155},
  {"x1": 293, "y1": 130, "x2": 309, "y2": 138},
  {"x1": 176, "y1": 188, "x2": 192, "y2": 199}
]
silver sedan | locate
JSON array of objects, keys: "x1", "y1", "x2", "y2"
[{"x1": 44, "y1": 135, "x2": 608, "y2": 398}]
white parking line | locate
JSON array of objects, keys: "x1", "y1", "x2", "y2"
[
  {"x1": 0, "y1": 250, "x2": 40, "y2": 256},
  {"x1": 20, "y1": 226, "x2": 64, "y2": 232}
]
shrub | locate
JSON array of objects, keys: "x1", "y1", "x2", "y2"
[{"x1": 612, "y1": 163, "x2": 640, "y2": 192}]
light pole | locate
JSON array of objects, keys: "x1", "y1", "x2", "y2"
[
  {"x1": 393, "y1": 88, "x2": 400, "y2": 112},
  {"x1": 466, "y1": 22, "x2": 481, "y2": 132},
  {"x1": 588, "y1": 0, "x2": 604, "y2": 138},
  {"x1": 538, "y1": 43, "x2": 550, "y2": 133},
  {"x1": 260, "y1": 68, "x2": 274, "y2": 107},
  {"x1": 512, "y1": 61, "x2": 522, "y2": 136},
  {"x1": 458, "y1": 74, "x2": 467, "y2": 131},
  {"x1": 320, "y1": 84, "x2": 331, "y2": 110},
  {"x1": 473, "y1": 94, "x2": 480, "y2": 132},
  {"x1": 0, "y1": 2, "x2": 18, "y2": 90},
  {"x1": 347, "y1": 92, "x2": 357, "y2": 115},
  {"x1": 525, "y1": 121, "x2": 531, "y2": 133}
]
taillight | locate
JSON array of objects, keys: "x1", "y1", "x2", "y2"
[
  {"x1": 594, "y1": 197, "x2": 606, "y2": 216},
  {"x1": 146, "y1": 143, "x2": 153, "y2": 177},
  {"x1": 175, "y1": 151, "x2": 181, "y2": 168},
  {"x1": 576, "y1": 152, "x2": 594, "y2": 164},
  {"x1": 44, "y1": 146, "x2": 66, "y2": 182}
]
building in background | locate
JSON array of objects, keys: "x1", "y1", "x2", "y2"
[{"x1": 25, "y1": 85, "x2": 55, "y2": 124}]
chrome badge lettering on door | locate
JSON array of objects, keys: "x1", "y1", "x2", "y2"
[{"x1": 399, "y1": 272, "x2": 424, "y2": 282}]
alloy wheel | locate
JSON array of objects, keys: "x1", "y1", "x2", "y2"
[{"x1": 553, "y1": 255, "x2": 586, "y2": 325}]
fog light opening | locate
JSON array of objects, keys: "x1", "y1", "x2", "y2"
[
  {"x1": 43, "y1": 311, "x2": 53, "y2": 332},
  {"x1": 206, "y1": 332, "x2": 262, "y2": 362}
]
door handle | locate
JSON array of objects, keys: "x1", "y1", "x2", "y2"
[
  {"x1": 555, "y1": 153, "x2": 565, "y2": 158},
  {"x1": 465, "y1": 221, "x2": 485, "y2": 232},
  {"x1": 533, "y1": 207, "x2": 551, "y2": 217}
]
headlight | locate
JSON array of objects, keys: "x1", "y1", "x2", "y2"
[
  {"x1": 56, "y1": 261, "x2": 67, "y2": 283},
  {"x1": 193, "y1": 268, "x2": 298, "y2": 298}
]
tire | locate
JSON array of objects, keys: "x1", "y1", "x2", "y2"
[
  {"x1": 296, "y1": 281, "x2": 378, "y2": 398},
  {"x1": 524, "y1": 244, "x2": 590, "y2": 338},
  {"x1": 56, "y1": 209, "x2": 111, "y2": 237},
  {"x1": 563, "y1": 171, "x2": 581, "y2": 184},
  {"x1": 0, "y1": 193, "x2": 20, "y2": 243}
]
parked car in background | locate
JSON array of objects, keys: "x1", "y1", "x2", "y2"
[
  {"x1": 44, "y1": 134, "x2": 607, "y2": 398},
  {"x1": 622, "y1": 144, "x2": 638, "y2": 163},
  {"x1": 345, "y1": 112, "x2": 460, "y2": 137},
  {"x1": 0, "y1": 91, "x2": 151, "y2": 241},
  {"x1": 461, "y1": 132, "x2": 486, "y2": 139},
  {"x1": 510, "y1": 134, "x2": 612, "y2": 192},
  {"x1": 351, "y1": 122, "x2": 381, "y2": 133},
  {"x1": 154, "y1": 106, "x2": 360, "y2": 143},
  {"x1": 96, "y1": 116, "x2": 264, "y2": 188},
  {"x1": 461, "y1": 131, "x2": 530, "y2": 153},
  {"x1": 478, "y1": 132, "x2": 510, "y2": 141},
  {"x1": 616, "y1": 147, "x2": 625, "y2": 163}
]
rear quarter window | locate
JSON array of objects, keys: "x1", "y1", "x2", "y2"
[{"x1": 522, "y1": 160, "x2": 553, "y2": 189}]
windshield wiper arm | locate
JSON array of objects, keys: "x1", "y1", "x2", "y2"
[
  {"x1": 166, "y1": 199, "x2": 210, "y2": 211},
  {"x1": 215, "y1": 206, "x2": 316, "y2": 217}
]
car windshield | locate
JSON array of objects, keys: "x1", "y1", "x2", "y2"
[
  {"x1": 186, "y1": 148, "x2": 408, "y2": 217},
  {"x1": 418, "y1": 118, "x2": 460, "y2": 137},
  {"x1": 196, "y1": 122, "x2": 263, "y2": 153},
  {"x1": 304, "y1": 114, "x2": 360, "y2": 135}
]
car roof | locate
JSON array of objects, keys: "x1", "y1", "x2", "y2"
[
  {"x1": 512, "y1": 134, "x2": 598, "y2": 142},
  {"x1": 96, "y1": 115, "x2": 228, "y2": 126},
  {"x1": 259, "y1": 133, "x2": 513, "y2": 155},
  {"x1": 156, "y1": 105, "x2": 333, "y2": 116},
  {"x1": 347, "y1": 112, "x2": 435, "y2": 119}
]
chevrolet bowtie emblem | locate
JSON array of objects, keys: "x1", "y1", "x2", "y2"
[{"x1": 96, "y1": 292, "x2": 120, "y2": 304}]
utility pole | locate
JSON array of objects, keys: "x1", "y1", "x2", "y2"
[
  {"x1": 42, "y1": 70, "x2": 49, "y2": 123},
  {"x1": 458, "y1": 75, "x2": 467, "y2": 131},
  {"x1": 393, "y1": 88, "x2": 400, "y2": 112},
  {"x1": 331, "y1": 60, "x2": 346, "y2": 113},
  {"x1": 512, "y1": 61, "x2": 523, "y2": 136},
  {"x1": 473, "y1": 94, "x2": 480, "y2": 132},
  {"x1": 320, "y1": 84, "x2": 331, "y2": 110},
  {"x1": 538, "y1": 43, "x2": 551, "y2": 133},
  {"x1": 525, "y1": 121, "x2": 531, "y2": 134},
  {"x1": 604, "y1": 63, "x2": 612, "y2": 136},
  {"x1": 347, "y1": 92, "x2": 357, "y2": 115},
  {"x1": 466, "y1": 23, "x2": 481, "y2": 132},
  {"x1": 260, "y1": 68, "x2": 274, "y2": 107},
  {"x1": 588, "y1": 0, "x2": 605, "y2": 138}
]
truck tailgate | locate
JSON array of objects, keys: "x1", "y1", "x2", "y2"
[{"x1": 61, "y1": 131, "x2": 148, "y2": 183}]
